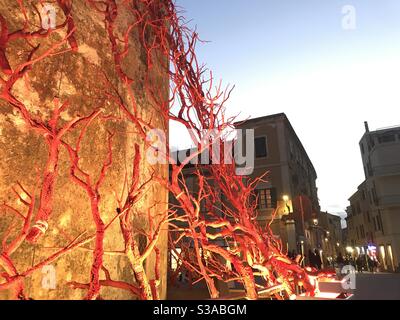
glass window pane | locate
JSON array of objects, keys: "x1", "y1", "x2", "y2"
[{"x1": 255, "y1": 137, "x2": 267, "y2": 158}]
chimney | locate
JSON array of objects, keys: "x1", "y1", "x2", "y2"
[{"x1": 364, "y1": 121, "x2": 370, "y2": 133}]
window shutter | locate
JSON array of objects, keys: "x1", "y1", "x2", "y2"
[{"x1": 270, "y1": 188, "x2": 277, "y2": 209}]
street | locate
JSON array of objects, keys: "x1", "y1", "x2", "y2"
[{"x1": 351, "y1": 273, "x2": 400, "y2": 300}]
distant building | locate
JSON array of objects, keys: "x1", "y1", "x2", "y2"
[
  {"x1": 346, "y1": 122, "x2": 400, "y2": 271},
  {"x1": 170, "y1": 113, "x2": 328, "y2": 267},
  {"x1": 235, "y1": 113, "x2": 322, "y2": 257},
  {"x1": 319, "y1": 211, "x2": 343, "y2": 259},
  {"x1": 346, "y1": 182, "x2": 373, "y2": 253},
  {"x1": 342, "y1": 226, "x2": 348, "y2": 249}
]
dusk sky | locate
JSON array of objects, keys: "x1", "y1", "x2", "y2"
[{"x1": 172, "y1": 0, "x2": 400, "y2": 219}]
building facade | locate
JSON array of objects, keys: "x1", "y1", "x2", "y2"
[
  {"x1": 169, "y1": 113, "x2": 344, "y2": 274},
  {"x1": 236, "y1": 113, "x2": 323, "y2": 258},
  {"x1": 319, "y1": 211, "x2": 343, "y2": 260},
  {"x1": 346, "y1": 122, "x2": 400, "y2": 272}
]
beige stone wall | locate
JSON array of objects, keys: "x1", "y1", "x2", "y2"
[{"x1": 0, "y1": 1, "x2": 168, "y2": 299}]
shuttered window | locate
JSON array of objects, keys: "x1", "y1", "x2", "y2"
[{"x1": 256, "y1": 188, "x2": 277, "y2": 209}]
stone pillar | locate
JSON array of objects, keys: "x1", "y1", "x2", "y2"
[{"x1": 0, "y1": 1, "x2": 168, "y2": 299}]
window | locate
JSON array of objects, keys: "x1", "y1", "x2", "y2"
[
  {"x1": 378, "y1": 211, "x2": 384, "y2": 233},
  {"x1": 256, "y1": 188, "x2": 277, "y2": 209},
  {"x1": 292, "y1": 174, "x2": 299, "y2": 186},
  {"x1": 370, "y1": 137, "x2": 375, "y2": 148},
  {"x1": 373, "y1": 215, "x2": 383, "y2": 232},
  {"x1": 366, "y1": 162, "x2": 373, "y2": 177},
  {"x1": 372, "y1": 187, "x2": 378, "y2": 205},
  {"x1": 378, "y1": 134, "x2": 395, "y2": 144},
  {"x1": 255, "y1": 137, "x2": 267, "y2": 158},
  {"x1": 289, "y1": 142, "x2": 294, "y2": 159},
  {"x1": 360, "y1": 225, "x2": 365, "y2": 238}
]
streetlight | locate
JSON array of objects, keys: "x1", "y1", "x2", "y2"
[
  {"x1": 312, "y1": 218, "x2": 318, "y2": 226},
  {"x1": 346, "y1": 246, "x2": 354, "y2": 254},
  {"x1": 282, "y1": 195, "x2": 291, "y2": 214}
]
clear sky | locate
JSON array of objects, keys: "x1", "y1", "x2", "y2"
[{"x1": 171, "y1": 0, "x2": 400, "y2": 219}]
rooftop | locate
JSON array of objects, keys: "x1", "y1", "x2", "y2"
[
  {"x1": 374, "y1": 124, "x2": 400, "y2": 132},
  {"x1": 235, "y1": 113, "x2": 317, "y2": 177},
  {"x1": 363, "y1": 121, "x2": 400, "y2": 136},
  {"x1": 360, "y1": 122, "x2": 400, "y2": 146}
]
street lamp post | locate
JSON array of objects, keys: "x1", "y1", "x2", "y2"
[
  {"x1": 310, "y1": 218, "x2": 319, "y2": 251},
  {"x1": 282, "y1": 195, "x2": 296, "y2": 255}
]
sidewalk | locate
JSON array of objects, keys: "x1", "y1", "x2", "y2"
[{"x1": 351, "y1": 273, "x2": 400, "y2": 300}]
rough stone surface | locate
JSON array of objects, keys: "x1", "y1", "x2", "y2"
[{"x1": 0, "y1": 1, "x2": 168, "y2": 300}]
